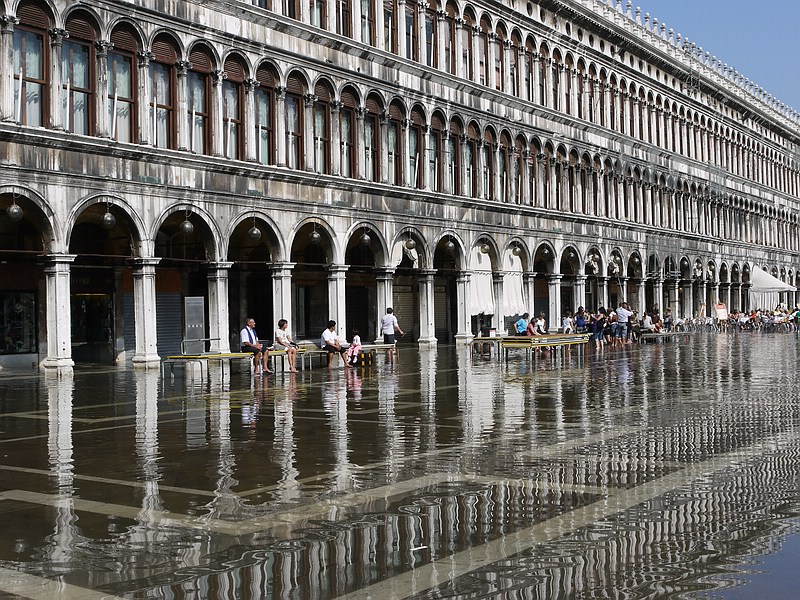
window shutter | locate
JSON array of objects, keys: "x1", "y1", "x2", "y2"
[
  {"x1": 286, "y1": 73, "x2": 305, "y2": 95},
  {"x1": 256, "y1": 64, "x2": 275, "y2": 87},
  {"x1": 17, "y1": 2, "x2": 51, "y2": 28},
  {"x1": 189, "y1": 46, "x2": 213, "y2": 73},
  {"x1": 65, "y1": 13, "x2": 97, "y2": 41},
  {"x1": 366, "y1": 95, "x2": 382, "y2": 114},
  {"x1": 315, "y1": 82, "x2": 331, "y2": 102},
  {"x1": 110, "y1": 25, "x2": 139, "y2": 52},
  {"x1": 152, "y1": 35, "x2": 177, "y2": 64},
  {"x1": 224, "y1": 58, "x2": 245, "y2": 82},
  {"x1": 341, "y1": 88, "x2": 357, "y2": 109},
  {"x1": 388, "y1": 102, "x2": 403, "y2": 121}
]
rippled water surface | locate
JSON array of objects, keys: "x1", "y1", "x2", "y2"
[{"x1": 1, "y1": 334, "x2": 799, "y2": 599}]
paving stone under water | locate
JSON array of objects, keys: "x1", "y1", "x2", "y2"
[{"x1": 0, "y1": 333, "x2": 799, "y2": 599}]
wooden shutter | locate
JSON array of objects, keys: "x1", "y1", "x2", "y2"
[{"x1": 110, "y1": 25, "x2": 139, "y2": 52}]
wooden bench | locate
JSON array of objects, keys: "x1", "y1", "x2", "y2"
[
  {"x1": 638, "y1": 331, "x2": 682, "y2": 343},
  {"x1": 161, "y1": 352, "x2": 253, "y2": 380},
  {"x1": 501, "y1": 333, "x2": 591, "y2": 362}
]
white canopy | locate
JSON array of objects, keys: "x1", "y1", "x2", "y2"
[{"x1": 749, "y1": 267, "x2": 796, "y2": 310}]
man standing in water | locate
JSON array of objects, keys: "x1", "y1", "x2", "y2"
[{"x1": 380, "y1": 307, "x2": 405, "y2": 363}]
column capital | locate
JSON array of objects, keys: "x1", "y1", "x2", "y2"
[
  {"x1": 94, "y1": 40, "x2": 113, "y2": 57},
  {"x1": 137, "y1": 50, "x2": 155, "y2": 65},
  {"x1": 547, "y1": 274, "x2": 563, "y2": 283},
  {"x1": 48, "y1": 28, "x2": 68, "y2": 45},
  {"x1": 211, "y1": 69, "x2": 226, "y2": 84},
  {"x1": 418, "y1": 269, "x2": 437, "y2": 279},
  {"x1": 206, "y1": 261, "x2": 234, "y2": 270},
  {"x1": 327, "y1": 264, "x2": 349, "y2": 276},
  {"x1": 41, "y1": 254, "x2": 76, "y2": 270},
  {"x1": 376, "y1": 267, "x2": 396, "y2": 279},
  {"x1": 1, "y1": 16, "x2": 20, "y2": 33},
  {"x1": 271, "y1": 261, "x2": 296, "y2": 274},
  {"x1": 244, "y1": 77, "x2": 259, "y2": 92},
  {"x1": 128, "y1": 257, "x2": 161, "y2": 269}
]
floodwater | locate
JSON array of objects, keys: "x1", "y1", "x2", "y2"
[{"x1": 0, "y1": 334, "x2": 799, "y2": 599}]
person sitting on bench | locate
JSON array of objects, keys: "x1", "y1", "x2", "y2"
[
  {"x1": 321, "y1": 320, "x2": 350, "y2": 368},
  {"x1": 240, "y1": 317, "x2": 272, "y2": 375}
]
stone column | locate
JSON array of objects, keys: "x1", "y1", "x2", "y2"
[
  {"x1": 211, "y1": 69, "x2": 226, "y2": 157},
  {"x1": 401, "y1": 118, "x2": 411, "y2": 187},
  {"x1": 719, "y1": 282, "x2": 730, "y2": 309},
  {"x1": 207, "y1": 261, "x2": 233, "y2": 353},
  {"x1": 48, "y1": 28, "x2": 67, "y2": 130},
  {"x1": 742, "y1": 283, "x2": 751, "y2": 312},
  {"x1": 454, "y1": 18, "x2": 465, "y2": 79},
  {"x1": 380, "y1": 111, "x2": 389, "y2": 183},
  {"x1": 327, "y1": 265, "x2": 348, "y2": 335},
  {"x1": 352, "y1": 0, "x2": 362, "y2": 43},
  {"x1": 130, "y1": 258, "x2": 161, "y2": 368},
  {"x1": 136, "y1": 51, "x2": 154, "y2": 145},
  {"x1": 637, "y1": 279, "x2": 646, "y2": 315},
  {"x1": 272, "y1": 262, "x2": 295, "y2": 335},
  {"x1": 653, "y1": 277, "x2": 664, "y2": 313},
  {"x1": 547, "y1": 274, "x2": 562, "y2": 332},
  {"x1": 454, "y1": 272, "x2": 473, "y2": 342},
  {"x1": 574, "y1": 275, "x2": 586, "y2": 311},
  {"x1": 41, "y1": 255, "x2": 76, "y2": 373},
  {"x1": 375, "y1": 268, "x2": 395, "y2": 343},
  {"x1": 0, "y1": 16, "x2": 18, "y2": 122},
  {"x1": 418, "y1": 269, "x2": 437, "y2": 345},
  {"x1": 356, "y1": 106, "x2": 366, "y2": 179},
  {"x1": 303, "y1": 93, "x2": 316, "y2": 172},
  {"x1": 523, "y1": 272, "x2": 535, "y2": 313},
  {"x1": 683, "y1": 281, "x2": 694, "y2": 319},
  {"x1": 275, "y1": 86, "x2": 287, "y2": 167},
  {"x1": 492, "y1": 272, "x2": 504, "y2": 332},
  {"x1": 94, "y1": 40, "x2": 112, "y2": 138},
  {"x1": 243, "y1": 78, "x2": 258, "y2": 161},
  {"x1": 597, "y1": 276, "x2": 608, "y2": 310},
  {"x1": 397, "y1": 0, "x2": 408, "y2": 58},
  {"x1": 330, "y1": 100, "x2": 342, "y2": 175},
  {"x1": 176, "y1": 60, "x2": 190, "y2": 151}
]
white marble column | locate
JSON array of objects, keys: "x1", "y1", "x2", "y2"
[
  {"x1": 207, "y1": 261, "x2": 233, "y2": 353},
  {"x1": 327, "y1": 265, "x2": 348, "y2": 335},
  {"x1": 574, "y1": 275, "x2": 586, "y2": 311},
  {"x1": 130, "y1": 257, "x2": 162, "y2": 368},
  {"x1": 48, "y1": 28, "x2": 67, "y2": 130},
  {"x1": 136, "y1": 51, "x2": 154, "y2": 145},
  {"x1": 94, "y1": 40, "x2": 112, "y2": 138},
  {"x1": 637, "y1": 279, "x2": 646, "y2": 315},
  {"x1": 418, "y1": 269, "x2": 437, "y2": 345},
  {"x1": 176, "y1": 61, "x2": 190, "y2": 151},
  {"x1": 303, "y1": 93, "x2": 316, "y2": 172},
  {"x1": 375, "y1": 268, "x2": 395, "y2": 343},
  {"x1": 454, "y1": 271, "x2": 473, "y2": 342},
  {"x1": 41, "y1": 254, "x2": 76, "y2": 373},
  {"x1": 492, "y1": 272, "x2": 504, "y2": 332},
  {"x1": 243, "y1": 78, "x2": 258, "y2": 161},
  {"x1": 275, "y1": 86, "x2": 287, "y2": 167},
  {"x1": 272, "y1": 262, "x2": 295, "y2": 334},
  {"x1": 523, "y1": 273, "x2": 535, "y2": 313},
  {"x1": 0, "y1": 16, "x2": 17, "y2": 122},
  {"x1": 597, "y1": 276, "x2": 608, "y2": 311},
  {"x1": 547, "y1": 274, "x2": 562, "y2": 332}
]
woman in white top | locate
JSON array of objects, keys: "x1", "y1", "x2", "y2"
[{"x1": 274, "y1": 319, "x2": 299, "y2": 372}]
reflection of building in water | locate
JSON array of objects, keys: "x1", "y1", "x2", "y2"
[
  {"x1": 44, "y1": 377, "x2": 82, "y2": 568},
  {"x1": 4, "y1": 1, "x2": 799, "y2": 374}
]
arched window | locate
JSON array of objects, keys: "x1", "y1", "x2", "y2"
[
  {"x1": 448, "y1": 119, "x2": 462, "y2": 195},
  {"x1": 361, "y1": 0, "x2": 376, "y2": 45},
  {"x1": 150, "y1": 34, "x2": 177, "y2": 149},
  {"x1": 409, "y1": 106, "x2": 425, "y2": 188},
  {"x1": 537, "y1": 47, "x2": 547, "y2": 105},
  {"x1": 428, "y1": 112, "x2": 445, "y2": 192},
  {"x1": 223, "y1": 56, "x2": 246, "y2": 160},
  {"x1": 387, "y1": 101, "x2": 403, "y2": 185},
  {"x1": 64, "y1": 12, "x2": 98, "y2": 135},
  {"x1": 313, "y1": 81, "x2": 332, "y2": 174},
  {"x1": 187, "y1": 45, "x2": 214, "y2": 154},
  {"x1": 340, "y1": 88, "x2": 357, "y2": 177},
  {"x1": 405, "y1": 0, "x2": 418, "y2": 61},
  {"x1": 524, "y1": 40, "x2": 535, "y2": 102},
  {"x1": 509, "y1": 33, "x2": 521, "y2": 97},
  {"x1": 255, "y1": 64, "x2": 275, "y2": 164},
  {"x1": 285, "y1": 73, "x2": 305, "y2": 169},
  {"x1": 563, "y1": 57, "x2": 573, "y2": 115},
  {"x1": 364, "y1": 94, "x2": 382, "y2": 182},
  {"x1": 108, "y1": 25, "x2": 139, "y2": 143},
  {"x1": 13, "y1": 2, "x2": 52, "y2": 127},
  {"x1": 551, "y1": 52, "x2": 561, "y2": 111}
]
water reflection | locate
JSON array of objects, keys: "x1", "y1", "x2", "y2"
[{"x1": 1, "y1": 335, "x2": 800, "y2": 598}]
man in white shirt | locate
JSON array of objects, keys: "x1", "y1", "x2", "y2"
[
  {"x1": 615, "y1": 303, "x2": 634, "y2": 344},
  {"x1": 240, "y1": 317, "x2": 271, "y2": 374},
  {"x1": 379, "y1": 308, "x2": 405, "y2": 363},
  {"x1": 321, "y1": 320, "x2": 349, "y2": 368}
]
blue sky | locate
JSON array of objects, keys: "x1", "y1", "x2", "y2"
[{"x1": 629, "y1": 1, "x2": 800, "y2": 111}]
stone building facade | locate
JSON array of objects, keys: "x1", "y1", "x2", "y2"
[{"x1": 1, "y1": 0, "x2": 798, "y2": 371}]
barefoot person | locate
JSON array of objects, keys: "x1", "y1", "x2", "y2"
[
  {"x1": 274, "y1": 319, "x2": 299, "y2": 372},
  {"x1": 240, "y1": 317, "x2": 272, "y2": 375}
]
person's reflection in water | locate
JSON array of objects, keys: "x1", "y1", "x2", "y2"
[{"x1": 346, "y1": 366, "x2": 363, "y2": 404}]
